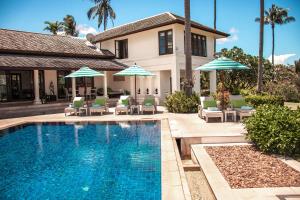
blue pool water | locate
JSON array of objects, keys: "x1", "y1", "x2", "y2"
[{"x1": 0, "y1": 121, "x2": 161, "y2": 200}]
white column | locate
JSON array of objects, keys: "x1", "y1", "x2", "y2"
[
  {"x1": 148, "y1": 76, "x2": 153, "y2": 95},
  {"x1": 209, "y1": 70, "x2": 217, "y2": 94},
  {"x1": 103, "y1": 71, "x2": 108, "y2": 97},
  {"x1": 171, "y1": 68, "x2": 180, "y2": 93},
  {"x1": 72, "y1": 70, "x2": 76, "y2": 99},
  {"x1": 130, "y1": 76, "x2": 135, "y2": 96},
  {"x1": 33, "y1": 70, "x2": 41, "y2": 104},
  {"x1": 193, "y1": 70, "x2": 200, "y2": 94},
  {"x1": 139, "y1": 77, "x2": 144, "y2": 95}
]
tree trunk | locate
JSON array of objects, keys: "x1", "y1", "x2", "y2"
[
  {"x1": 184, "y1": 0, "x2": 193, "y2": 96},
  {"x1": 257, "y1": 0, "x2": 264, "y2": 93},
  {"x1": 272, "y1": 24, "x2": 275, "y2": 65},
  {"x1": 214, "y1": 0, "x2": 217, "y2": 54}
]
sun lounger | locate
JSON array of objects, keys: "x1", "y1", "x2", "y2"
[
  {"x1": 230, "y1": 99, "x2": 255, "y2": 120},
  {"x1": 90, "y1": 96, "x2": 109, "y2": 115},
  {"x1": 115, "y1": 95, "x2": 131, "y2": 115},
  {"x1": 141, "y1": 95, "x2": 156, "y2": 114},
  {"x1": 198, "y1": 100, "x2": 223, "y2": 122},
  {"x1": 64, "y1": 97, "x2": 85, "y2": 116}
]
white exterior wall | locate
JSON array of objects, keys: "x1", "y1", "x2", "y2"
[
  {"x1": 98, "y1": 23, "x2": 223, "y2": 102},
  {"x1": 44, "y1": 70, "x2": 57, "y2": 96}
]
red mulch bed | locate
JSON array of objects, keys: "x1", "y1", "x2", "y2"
[{"x1": 205, "y1": 145, "x2": 300, "y2": 189}]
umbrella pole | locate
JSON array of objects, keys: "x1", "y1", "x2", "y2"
[
  {"x1": 84, "y1": 77, "x2": 88, "y2": 106},
  {"x1": 221, "y1": 71, "x2": 225, "y2": 110},
  {"x1": 135, "y1": 75, "x2": 137, "y2": 105}
]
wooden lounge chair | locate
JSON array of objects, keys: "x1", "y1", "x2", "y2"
[
  {"x1": 198, "y1": 100, "x2": 223, "y2": 122},
  {"x1": 89, "y1": 96, "x2": 109, "y2": 115},
  {"x1": 141, "y1": 95, "x2": 156, "y2": 114},
  {"x1": 64, "y1": 97, "x2": 84, "y2": 116},
  {"x1": 115, "y1": 95, "x2": 131, "y2": 115},
  {"x1": 230, "y1": 99, "x2": 255, "y2": 120}
]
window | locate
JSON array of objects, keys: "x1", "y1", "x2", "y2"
[
  {"x1": 159, "y1": 30, "x2": 173, "y2": 55},
  {"x1": 191, "y1": 33, "x2": 207, "y2": 57},
  {"x1": 115, "y1": 39, "x2": 128, "y2": 59},
  {"x1": 113, "y1": 76, "x2": 125, "y2": 82}
]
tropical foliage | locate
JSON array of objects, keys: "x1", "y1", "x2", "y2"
[
  {"x1": 219, "y1": 47, "x2": 273, "y2": 94},
  {"x1": 43, "y1": 21, "x2": 63, "y2": 35},
  {"x1": 245, "y1": 105, "x2": 300, "y2": 156},
  {"x1": 255, "y1": 4, "x2": 295, "y2": 65},
  {"x1": 245, "y1": 94, "x2": 284, "y2": 107},
  {"x1": 63, "y1": 15, "x2": 79, "y2": 36},
  {"x1": 165, "y1": 91, "x2": 199, "y2": 113},
  {"x1": 87, "y1": 0, "x2": 116, "y2": 30}
]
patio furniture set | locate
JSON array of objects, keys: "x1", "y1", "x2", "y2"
[
  {"x1": 198, "y1": 98, "x2": 255, "y2": 122},
  {"x1": 64, "y1": 95, "x2": 157, "y2": 116}
]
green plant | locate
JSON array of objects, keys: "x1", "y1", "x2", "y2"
[
  {"x1": 245, "y1": 94, "x2": 284, "y2": 107},
  {"x1": 245, "y1": 105, "x2": 300, "y2": 156},
  {"x1": 165, "y1": 91, "x2": 199, "y2": 113}
]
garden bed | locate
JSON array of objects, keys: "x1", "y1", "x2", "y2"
[{"x1": 205, "y1": 145, "x2": 300, "y2": 189}]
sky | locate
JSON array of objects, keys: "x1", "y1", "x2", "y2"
[{"x1": 0, "y1": 0, "x2": 299, "y2": 64}]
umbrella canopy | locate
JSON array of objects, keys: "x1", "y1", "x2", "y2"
[
  {"x1": 194, "y1": 57, "x2": 249, "y2": 71},
  {"x1": 114, "y1": 64, "x2": 154, "y2": 105},
  {"x1": 114, "y1": 64, "x2": 154, "y2": 76},
  {"x1": 65, "y1": 66, "x2": 104, "y2": 78}
]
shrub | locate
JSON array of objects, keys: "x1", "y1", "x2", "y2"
[
  {"x1": 165, "y1": 91, "x2": 199, "y2": 113},
  {"x1": 245, "y1": 94, "x2": 284, "y2": 107},
  {"x1": 266, "y1": 82, "x2": 300, "y2": 103},
  {"x1": 245, "y1": 105, "x2": 300, "y2": 156}
]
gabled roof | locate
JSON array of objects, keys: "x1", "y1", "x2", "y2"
[
  {"x1": 93, "y1": 12, "x2": 229, "y2": 42},
  {"x1": 0, "y1": 29, "x2": 114, "y2": 58}
]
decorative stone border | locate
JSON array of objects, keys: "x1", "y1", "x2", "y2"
[{"x1": 191, "y1": 143, "x2": 300, "y2": 200}]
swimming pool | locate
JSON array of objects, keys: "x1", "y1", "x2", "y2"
[{"x1": 0, "y1": 121, "x2": 161, "y2": 200}]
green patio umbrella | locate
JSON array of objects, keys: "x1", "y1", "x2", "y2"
[
  {"x1": 65, "y1": 66, "x2": 104, "y2": 102},
  {"x1": 194, "y1": 57, "x2": 249, "y2": 109},
  {"x1": 114, "y1": 64, "x2": 154, "y2": 104}
]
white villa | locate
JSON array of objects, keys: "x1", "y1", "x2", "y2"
[
  {"x1": 0, "y1": 12, "x2": 228, "y2": 106},
  {"x1": 90, "y1": 12, "x2": 229, "y2": 101}
]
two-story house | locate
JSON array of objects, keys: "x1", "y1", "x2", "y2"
[{"x1": 89, "y1": 12, "x2": 229, "y2": 101}]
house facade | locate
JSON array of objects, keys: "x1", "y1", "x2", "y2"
[
  {"x1": 0, "y1": 12, "x2": 228, "y2": 105},
  {"x1": 90, "y1": 12, "x2": 229, "y2": 101}
]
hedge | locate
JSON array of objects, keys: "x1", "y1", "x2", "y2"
[{"x1": 244, "y1": 105, "x2": 300, "y2": 156}]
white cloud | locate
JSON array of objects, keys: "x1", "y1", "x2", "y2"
[
  {"x1": 217, "y1": 27, "x2": 239, "y2": 44},
  {"x1": 77, "y1": 24, "x2": 97, "y2": 36},
  {"x1": 268, "y1": 54, "x2": 296, "y2": 65}
]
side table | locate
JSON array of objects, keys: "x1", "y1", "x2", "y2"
[
  {"x1": 223, "y1": 110, "x2": 236, "y2": 122},
  {"x1": 130, "y1": 105, "x2": 140, "y2": 114}
]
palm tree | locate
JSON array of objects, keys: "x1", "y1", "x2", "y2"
[
  {"x1": 256, "y1": 4, "x2": 295, "y2": 65},
  {"x1": 87, "y1": 0, "x2": 116, "y2": 31},
  {"x1": 257, "y1": 0, "x2": 264, "y2": 93},
  {"x1": 184, "y1": 0, "x2": 192, "y2": 96},
  {"x1": 43, "y1": 21, "x2": 63, "y2": 35},
  {"x1": 213, "y1": 0, "x2": 217, "y2": 54},
  {"x1": 63, "y1": 15, "x2": 79, "y2": 36}
]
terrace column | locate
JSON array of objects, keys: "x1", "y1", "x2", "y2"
[
  {"x1": 193, "y1": 70, "x2": 201, "y2": 94},
  {"x1": 72, "y1": 70, "x2": 76, "y2": 99},
  {"x1": 171, "y1": 67, "x2": 180, "y2": 93},
  {"x1": 148, "y1": 76, "x2": 153, "y2": 95},
  {"x1": 130, "y1": 76, "x2": 135, "y2": 96},
  {"x1": 139, "y1": 77, "x2": 145, "y2": 95},
  {"x1": 33, "y1": 70, "x2": 41, "y2": 104},
  {"x1": 209, "y1": 70, "x2": 217, "y2": 94},
  {"x1": 103, "y1": 71, "x2": 108, "y2": 97}
]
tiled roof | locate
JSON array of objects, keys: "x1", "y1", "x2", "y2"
[
  {"x1": 0, "y1": 54, "x2": 126, "y2": 71},
  {"x1": 0, "y1": 29, "x2": 113, "y2": 58},
  {"x1": 93, "y1": 12, "x2": 229, "y2": 42}
]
